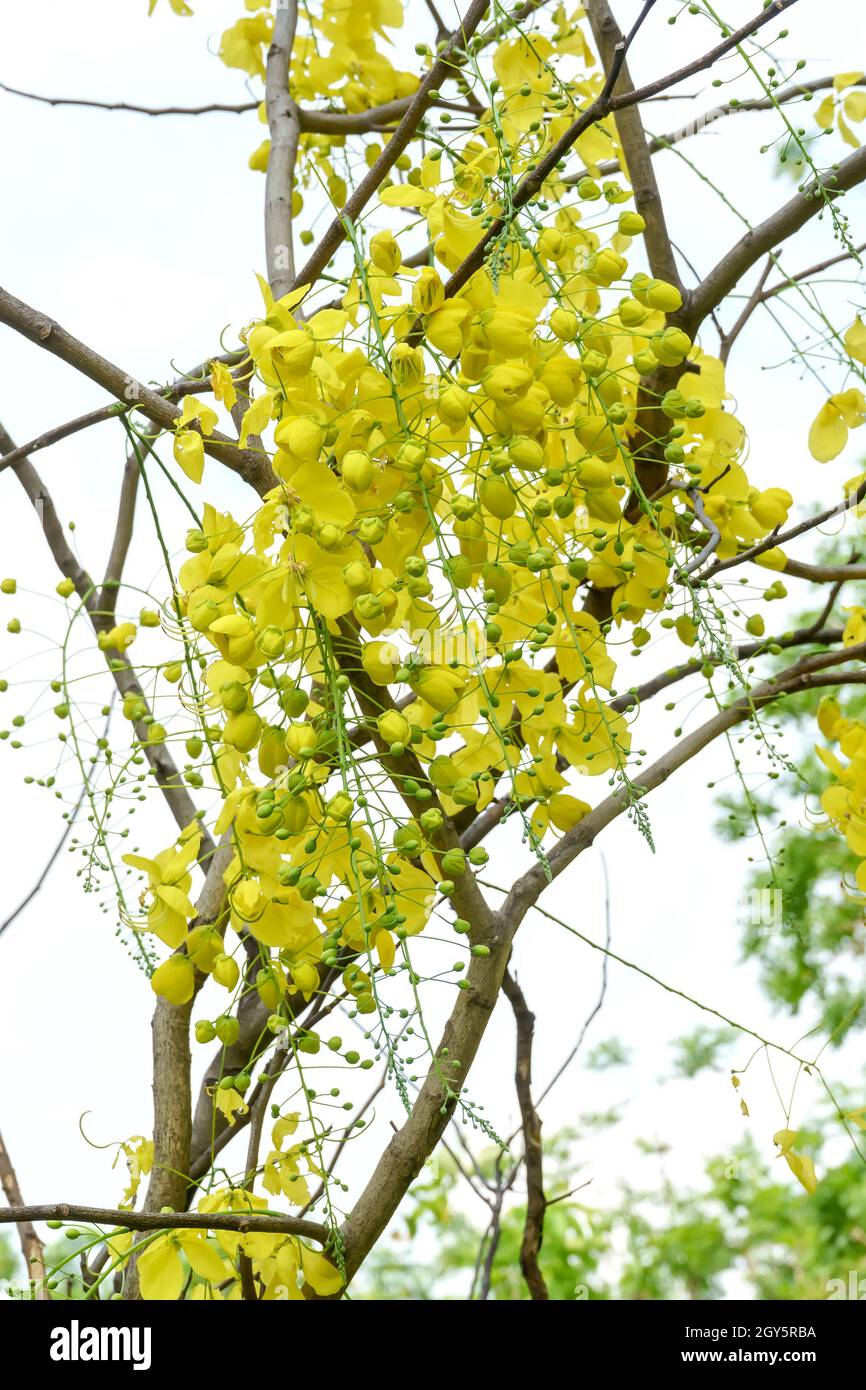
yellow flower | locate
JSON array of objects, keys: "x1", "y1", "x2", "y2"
[
  {"x1": 139, "y1": 1231, "x2": 227, "y2": 1300},
  {"x1": 123, "y1": 826, "x2": 201, "y2": 948},
  {"x1": 555, "y1": 697, "x2": 631, "y2": 775},
  {"x1": 97, "y1": 621, "x2": 137, "y2": 654},
  {"x1": 843, "y1": 606, "x2": 866, "y2": 647},
  {"x1": 214, "y1": 1086, "x2": 249, "y2": 1126},
  {"x1": 151, "y1": 955, "x2": 195, "y2": 1005},
  {"x1": 808, "y1": 389, "x2": 866, "y2": 461},
  {"x1": 548, "y1": 794, "x2": 591, "y2": 831},
  {"x1": 148, "y1": 0, "x2": 192, "y2": 14},
  {"x1": 409, "y1": 664, "x2": 467, "y2": 712},
  {"x1": 369, "y1": 229, "x2": 402, "y2": 274},
  {"x1": 426, "y1": 301, "x2": 472, "y2": 356},
  {"x1": 219, "y1": 15, "x2": 273, "y2": 79},
  {"x1": 209, "y1": 359, "x2": 237, "y2": 410},
  {"x1": 412, "y1": 267, "x2": 445, "y2": 315},
  {"x1": 390, "y1": 343, "x2": 424, "y2": 386},
  {"x1": 174, "y1": 429, "x2": 205, "y2": 484}
]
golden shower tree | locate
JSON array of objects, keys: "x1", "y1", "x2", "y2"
[{"x1": 1, "y1": 0, "x2": 866, "y2": 1300}]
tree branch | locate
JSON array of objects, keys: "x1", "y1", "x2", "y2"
[
  {"x1": 564, "y1": 76, "x2": 866, "y2": 189},
  {"x1": 336, "y1": 928, "x2": 509, "y2": 1286},
  {"x1": 533, "y1": 853, "x2": 612, "y2": 1111},
  {"x1": 0, "y1": 1203, "x2": 327, "y2": 1243},
  {"x1": 782, "y1": 558, "x2": 866, "y2": 583},
  {"x1": 759, "y1": 240, "x2": 866, "y2": 303},
  {"x1": 501, "y1": 969, "x2": 548, "y2": 1300},
  {"x1": 685, "y1": 143, "x2": 866, "y2": 332},
  {"x1": 0, "y1": 79, "x2": 477, "y2": 136},
  {"x1": 610, "y1": 624, "x2": 843, "y2": 715},
  {"x1": 501, "y1": 641, "x2": 866, "y2": 929},
  {"x1": 0, "y1": 356, "x2": 256, "y2": 478},
  {"x1": 0, "y1": 80, "x2": 258, "y2": 116},
  {"x1": 98, "y1": 449, "x2": 140, "y2": 618},
  {"x1": 0, "y1": 402, "x2": 128, "y2": 475},
  {"x1": 265, "y1": 0, "x2": 301, "y2": 297},
  {"x1": 719, "y1": 254, "x2": 775, "y2": 363},
  {"x1": 585, "y1": 0, "x2": 681, "y2": 290},
  {"x1": 698, "y1": 477, "x2": 866, "y2": 581},
  {"x1": 0, "y1": 287, "x2": 276, "y2": 496}
]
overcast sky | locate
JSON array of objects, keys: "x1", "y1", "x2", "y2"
[{"x1": 1, "y1": 0, "x2": 865, "y2": 1291}]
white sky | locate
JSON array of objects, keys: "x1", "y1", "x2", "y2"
[{"x1": 1, "y1": 0, "x2": 865, "y2": 1294}]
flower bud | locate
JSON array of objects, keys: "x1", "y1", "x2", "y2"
[
  {"x1": 451, "y1": 778, "x2": 478, "y2": 806},
  {"x1": 618, "y1": 211, "x2": 646, "y2": 236},
  {"x1": 377, "y1": 710, "x2": 411, "y2": 746},
  {"x1": 257, "y1": 625, "x2": 285, "y2": 659},
  {"x1": 341, "y1": 450, "x2": 375, "y2": 493},
  {"x1": 642, "y1": 278, "x2": 683, "y2": 313},
  {"x1": 412, "y1": 266, "x2": 445, "y2": 315},
  {"x1": 219, "y1": 680, "x2": 249, "y2": 713},
  {"x1": 342, "y1": 560, "x2": 373, "y2": 593},
  {"x1": 185, "y1": 528, "x2": 207, "y2": 553},
  {"x1": 370, "y1": 229, "x2": 401, "y2": 274},
  {"x1": 222, "y1": 710, "x2": 262, "y2": 752},
  {"x1": 549, "y1": 308, "x2": 578, "y2": 341},
  {"x1": 213, "y1": 953, "x2": 240, "y2": 990},
  {"x1": 274, "y1": 416, "x2": 324, "y2": 460},
  {"x1": 325, "y1": 791, "x2": 354, "y2": 823}
]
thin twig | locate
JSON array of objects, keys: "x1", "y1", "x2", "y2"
[
  {"x1": 99, "y1": 452, "x2": 140, "y2": 617},
  {"x1": 698, "y1": 478, "x2": 866, "y2": 581},
  {"x1": 501, "y1": 969, "x2": 548, "y2": 1300},
  {"x1": 1, "y1": 422, "x2": 211, "y2": 851},
  {"x1": 0, "y1": 403, "x2": 128, "y2": 474},
  {"x1": 0, "y1": 698, "x2": 115, "y2": 940},
  {"x1": 720, "y1": 254, "x2": 775, "y2": 363},
  {"x1": 0, "y1": 80, "x2": 257, "y2": 116},
  {"x1": 534, "y1": 853, "x2": 613, "y2": 1112},
  {"x1": 677, "y1": 487, "x2": 721, "y2": 577}
]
